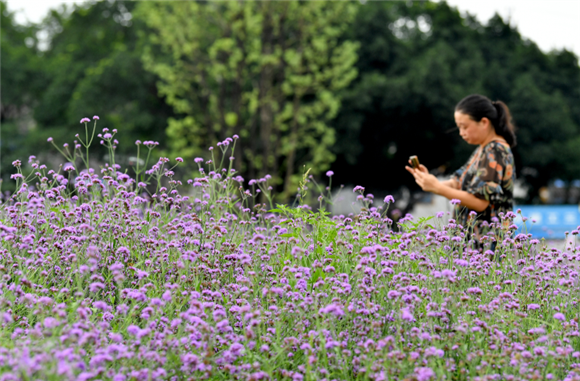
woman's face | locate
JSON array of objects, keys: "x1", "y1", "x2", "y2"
[{"x1": 454, "y1": 111, "x2": 491, "y2": 145}]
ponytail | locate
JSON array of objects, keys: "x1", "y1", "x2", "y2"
[
  {"x1": 491, "y1": 100, "x2": 516, "y2": 147},
  {"x1": 455, "y1": 94, "x2": 517, "y2": 147}
]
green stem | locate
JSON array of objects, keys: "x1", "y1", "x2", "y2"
[{"x1": 85, "y1": 122, "x2": 90, "y2": 169}]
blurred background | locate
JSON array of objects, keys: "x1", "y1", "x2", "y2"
[{"x1": 2, "y1": 0, "x2": 580, "y2": 237}]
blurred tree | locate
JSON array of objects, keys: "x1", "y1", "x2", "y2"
[
  {"x1": 0, "y1": 1, "x2": 45, "y2": 188},
  {"x1": 4, "y1": 0, "x2": 579, "y2": 205},
  {"x1": 31, "y1": 1, "x2": 174, "y2": 170},
  {"x1": 136, "y1": 0, "x2": 359, "y2": 198},
  {"x1": 332, "y1": 1, "x2": 479, "y2": 201},
  {"x1": 331, "y1": 1, "x2": 580, "y2": 205}
]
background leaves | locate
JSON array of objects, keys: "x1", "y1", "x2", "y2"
[{"x1": 2, "y1": 0, "x2": 579, "y2": 206}]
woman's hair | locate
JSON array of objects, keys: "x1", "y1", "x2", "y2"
[{"x1": 455, "y1": 94, "x2": 516, "y2": 147}]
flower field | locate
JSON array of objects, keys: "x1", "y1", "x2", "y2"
[{"x1": 2, "y1": 119, "x2": 580, "y2": 381}]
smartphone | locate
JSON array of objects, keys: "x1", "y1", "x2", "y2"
[{"x1": 409, "y1": 155, "x2": 420, "y2": 169}]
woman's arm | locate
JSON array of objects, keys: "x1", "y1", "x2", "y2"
[
  {"x1": 440, "y1": 178, "x2": 460, "y2": 189},
  {"x1": 405, "y1": 167, "x2": 489, "y2": 211},
  {"x1": 433, "y1": 183, "x2": 489, "y2": 212}
]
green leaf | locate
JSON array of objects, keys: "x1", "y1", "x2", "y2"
[
  {"x1": 224, "y1": 112, "x2": 238, "y2": 127},
  {"x1": 279, "y1": 233, "x2": 297, "y2": 238}
]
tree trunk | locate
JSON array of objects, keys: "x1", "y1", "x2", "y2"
[
  {"x1": 199, "y1": 70, "x2": 217, "y2": 147},
  {"x1": 271, "y1": 6, "x2": 288, "y2": 192},
  {"x1": 284, "y1": 94, "x2": 301, "y2": 199},
  {"x1": 259, "y1": 3, "x2": 274, "y2": 180}
]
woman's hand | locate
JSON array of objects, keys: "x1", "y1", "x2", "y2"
[
  {"x1": 406, "y1": 160, "x2": 429, "y2": 174},
  {"x1": 405, "y1": 161, "x2": 490, "y2": 211},
  {"x1": 405, "y1": 165, "x2": 441, "y2": 193}
]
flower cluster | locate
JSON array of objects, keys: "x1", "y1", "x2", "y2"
[{"x1": 1, "y1": 122, "x2": 580, "y2": 381}]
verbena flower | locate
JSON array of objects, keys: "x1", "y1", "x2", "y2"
[
  {"x1": 1, "y1": 117, "x2": 575, "y2": 379},
  {"x1": 554, "y1": 312, "x2": 566, "y2": 321},
  {"x1": 384, "y1": 195, "x2": 395, "y2": 203}
]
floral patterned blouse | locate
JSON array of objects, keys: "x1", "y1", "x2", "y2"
[{"x1": 452, "y1": 140, "x2": 515, "y2": 227}]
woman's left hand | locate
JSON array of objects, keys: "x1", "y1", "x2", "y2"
[{"x1": 405, "y1": 167, "x2": 441, "y2": 193}]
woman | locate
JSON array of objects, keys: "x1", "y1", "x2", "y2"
[{"x1": 406, "y1": 94, "x2": 516, "y2": 229}]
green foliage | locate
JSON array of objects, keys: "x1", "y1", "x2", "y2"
[
  {"x1": 24, "y1": 2, "x2": 173, "y2": 180},
  {"x1": 0, "y1": 2, "x2": 43, "y2": 109},
  {"x1": 4, "y1": 0, "x2": 580, "y2": 204},
  {"x1": 0, "y1": 1, "x2": 47, "y2": 188},
  {"x1": 136, "y1": 0, "x2": 359, "y2": 199},
  {"x1": 332, "y1": 1, "x2": 580, "y2": 203}
]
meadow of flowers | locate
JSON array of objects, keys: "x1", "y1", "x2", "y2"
[{"x1": 2, "y1": 117, "x2": 580, "y2": 381}]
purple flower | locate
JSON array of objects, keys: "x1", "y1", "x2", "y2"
[
  {"x1": 117, "y1": 304, "x2": 129, "y2": 315},
  {"x1": 387, "y1": 290, "x2": 401, "y2": 299},
  {"x1": 253, "y1": 234, "x2": 265, "y2": 241},
  {"x1": 353, "y1": 185, "x2": 365, "y2": 193},
  {"x1": 89, "y1": 282, "x2": 105, "y2": 292},
  {"x1": 93, "y1": 301, "x2": 110, "y2": 312},
  {"x1": 80, "y1": 117, "x2": 91, "y2": 123},
  {"x1": 93, "y1": 115, "x2": 99, "y2": 120},
  {"x1": 528, "y1": 327, "x2": 545, "y2": 335},
  {"x1": 467, "y1": 287, "x2": 483, "y2": 294},
  {"x1": 533, "y1": 347, "x2": 546, "y2": 356},
  {"x1": 176, "y1": 157, "x2": 184, "y2": 163},
  {"x1": 230, "y1": 342, "x2": 244, "y2": 354},
  {"x1": 415, "y1": 367, "x2": 435, "y2": 381},
  {"x1": 319, "y1": 303, "x2": 344, "y2": 317},
  {"x1": 441, "y1": 269, "x2": 456, "y2": 279},
  {"x1": 554, "y1": 312, "x2": 566, "y2": 321},
  {"x1": 44, "y1": 317, "x2": 58, "y2": 329},
  {"x1": 401, "y1": 307, "x2": 414, "y2": 322},
  {"x1": 450, "y1": 199, "x2": 461, "y2": 205},
  {"x1": 454, "y1": 259, "x2": 469, "y2": 267},
  {"x1": 384, "y1": 195, "x2": 395, "y2": 204},
  {"x1": 326, "y1": 170, "x2": 334, "y2": 177},
  {"x1": 528, "y1": 303, "x2": 540, "y2": 310},
  {"x1": 136, "y1": 270, "x2": 149, "y2": 279},
  {"x1": 3, "y1": 312, "x2": 13, "y2": 324},
  {"x1": 270, "y1": 287, "x2": 284, "y2": 297}
]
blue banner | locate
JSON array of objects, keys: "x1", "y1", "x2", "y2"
[{"x1": 513, "y1": 205, "x2": 580, "y2": 239}]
